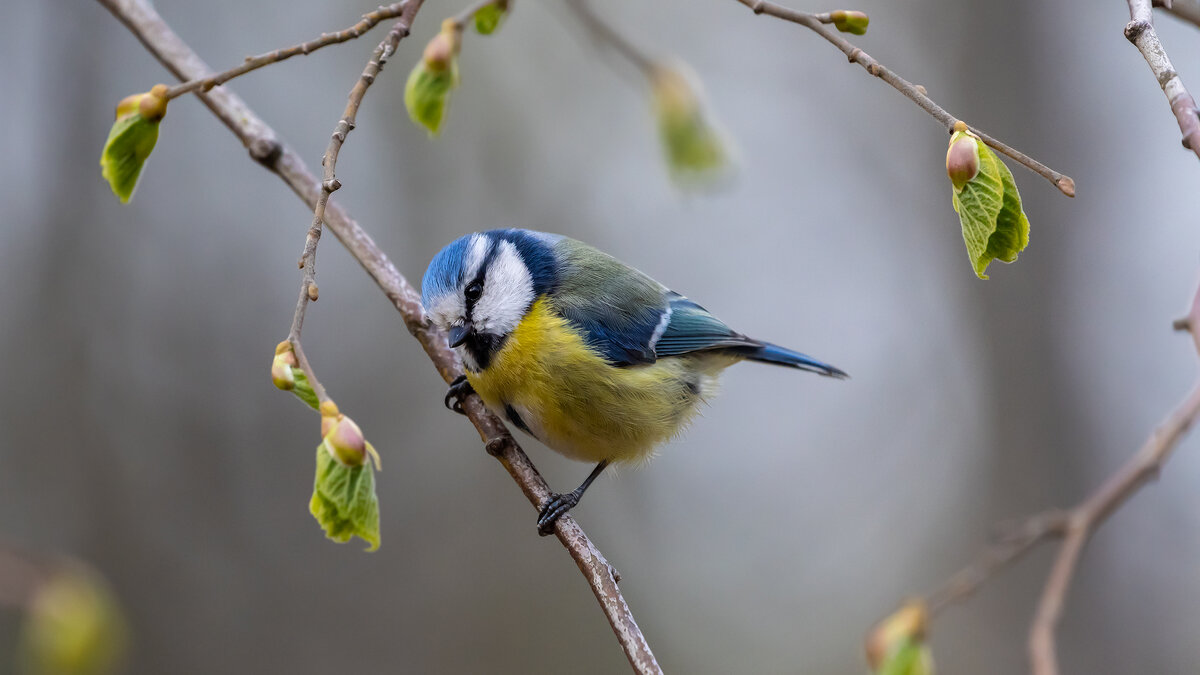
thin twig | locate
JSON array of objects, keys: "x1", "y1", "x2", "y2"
[
  {"x1": 733, "y1": 0, "x2": 1076, "y2": 197},
  {"x1": 285, "y1": 4, "x2": 421, "y2": 405},
  {"x1": 1124, "y1": 0, "x2": 1200, "y2": 160},
  {"x1": 923, "y1": 510, "x2": 1069, "y2": 616},
  {"x1": 565, "y1": 0, "x2": 655, "y2": 76},
  {"x1": 163, "y1": 3, "x2": 408, "y2": 100},
  {"x1": 96, "y1": 1, "x2": 661, "y2": 671},
  {"x1": 892, "y1": 280, "x2": 1200, "y2": 675}
]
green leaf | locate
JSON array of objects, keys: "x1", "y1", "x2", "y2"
[
  {"x1": 19, "y1": 569, "x2": 128, "y2": 675},
  {"x1": 650, "y1": 65, "x2": 732, "y2": 188},
  {"x1": 878, "y1": 641, "x2": 934, "y2": 675},
  {"x1": 404, "y1": 61, "x2": 458, "y2": 137},
  {"x1": 310, "y1": 445, "x2": 381, "y2": 551},
  {"x1": 99, "y1": 112, "x2": 160, "y2": 203},
  {"x1": 474, "y1": 3, "x2": 507, "y2": 35},
  {"x1": 951, "y1": 132, "x2": 1030, "y2": 279},
  {"x1": 290, "y1": 367, "x2": 320, "y2": 410}
]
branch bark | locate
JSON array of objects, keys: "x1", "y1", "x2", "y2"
[
  {"x1": 733, "y1": 0, "x2": 1076, "y2": 197},
  {"x1": 1126, "y1": 0, "x2": 1200, "y2": 160},
  {"x1": 95, "y1": 1, "x2": 661, "y2": 672}
]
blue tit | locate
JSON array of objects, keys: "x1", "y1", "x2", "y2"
[{"x1": 421, "y1": 228, "x2": 845, "y2": 534}]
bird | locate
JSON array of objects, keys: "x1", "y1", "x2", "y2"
[{"x1": 421, "y1": 229, "x2": 845, "y2": 535}]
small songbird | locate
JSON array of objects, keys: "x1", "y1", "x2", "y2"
[{"x1": 421, "y1": 229, "x2": 845, "y2": 534}]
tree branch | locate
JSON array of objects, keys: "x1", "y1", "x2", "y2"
[
  {"x1": 285, "y1": 4, "x2": 421, "y2": 406},
  {"x1": 890, "y1": 280, "x2": 1200, "y2": 675},
  {"x1": 565, "y1": 0, "x2": 655, "y2": 76},
  {"x1": 95, "y1": 0, "x2": 661, "y2": 671},
  {"x1": 733, "y1": 0, "x2": 1076, "y2": 197},
  {"x1": 1125, "y1": 0, "x2": 1200, "y2": 160},
  {"x1": 164, "y1": 3, "x2": 409, "y2": 100}
]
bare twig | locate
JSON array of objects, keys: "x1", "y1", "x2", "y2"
[
  {"x1": 285, "y1": 4, "x2": 421, "y2": 405},
  {"x1": 1125, "y1": 0, "x2": 1200, "y2": 160},
  {"x1": 163, "y1": 3, "x2": 408, "y2": 100},
  {"x1": 732, "y1": 0, "x2": 1076, "y2": 197},
  {"x1": 565, "y1": 0, "x2": 655, "y2": 76},
  {"x1": 924, "y1": 510, "x2": 1069, "y2": 616},
  {"x1": 891, "y1": 280, "x2": 1200, "y2": 675},
  {"x1": 96, "y1": 0, "x2": 661, "y2": 671}
]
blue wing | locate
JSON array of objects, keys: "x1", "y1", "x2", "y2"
[
  {"x1": 656, "y1": 294, "x2": 847, "y2": 377},
  {"x1": 653, "y1": 294, "x2": 756, "y2": 357}
]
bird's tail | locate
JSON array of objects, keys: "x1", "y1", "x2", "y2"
[{"x1": 741, "y1": 341, "x2": 848, "y2": 379}]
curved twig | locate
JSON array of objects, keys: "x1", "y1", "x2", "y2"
[
  {"x1": 893, "y1": 279, "x2": 1200, "y2": 675},
  {"x1": 95, "y1": 0, "x2": 661, "y2": 672},
  {"x1": 732, "y1": 0, "x2": 1076, "y2": 197},
  {"x1": 1125, "y1": 0, "x2": 1200, "y2": 160},
  {"x1": 285, "y1": 4, "x2": 422, "y2": 405}
]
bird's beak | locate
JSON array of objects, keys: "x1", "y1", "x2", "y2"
[{"x1": 447, "y1": 323, "x2": 472, "y2": 348}]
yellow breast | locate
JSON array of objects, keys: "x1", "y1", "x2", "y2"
[{"x1": 465, "y1": 297, "x2": 735, "y2": 464}]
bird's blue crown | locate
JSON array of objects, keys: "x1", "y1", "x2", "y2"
[{"x1": 421, "y1": 229, "x2": 560, "y2": 309}]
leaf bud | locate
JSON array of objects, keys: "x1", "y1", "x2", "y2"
[
  {"x1": 865, "y1": 601, "x2": 928, "y2": 671},
  {"x1": 830, "y1": 10, "x2": 869, "y2": 35},
  {"x1": 946, "y1": 131, "x2": 980, "y2": 191}
]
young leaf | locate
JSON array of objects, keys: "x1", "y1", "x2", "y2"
[
  {"x1": 649, "y1": 63, "x2": 733, "y2": 188},
  {"x1": 290, "y1": 368, "x2": 320, "y2": 410},
  {"x1": 19, "y1": 568, "x2": 129, "y2": 675},
  {"x1": 949, "y1": 128, "x2": 1030, "y2": 279},
  {"x1": 310, "y1": 445, "x2": 381, "y2": 551},
  {"x1": 100, "y1": 85, "x2": 168, "y2": 203},
  {"x1": 877, "y1": 641, "x2": 934, "y2": 675},
  {"x1": 474, "y1": 1, "x2": 508, "y2": 35},
  {"x1": 405, "y1": 25, "x2": 461, "y2": 136}
]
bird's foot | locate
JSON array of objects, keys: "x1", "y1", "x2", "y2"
[
  {"x1": 537, "y1": 491, "x2": 581, "y2": 536},
  {"x1": 443, "y1": 375, "x2": 474, "y2": 415}
]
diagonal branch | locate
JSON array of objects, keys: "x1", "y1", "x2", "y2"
[
  {"x1": 1125, "y1": 0, "x2": 1200, "y2": 160},
  {"x1": 889, "y1": 279, "x2": 1200, "y2": 675},
  {"x1": 95, "y1": 1, "x2": 661, "y2": 672},
  {"x1": 733, "y1": 0, "x2": 1076, "y2": 197},
  {"x1": 164, "y1": 3, "x2": 409, "y2": 100}
]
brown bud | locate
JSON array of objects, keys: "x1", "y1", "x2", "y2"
[
  {"x1": 307, "y1": 283, "x2": 319, "y2": 301},
  {"x1": 946, "y1": 133, "x2": 980, "y2": 191},
  {"x1": 319, "y1": 400, "x2": 341, "y2": 436},
  {"x1": 137, "y1": 85, "x2": 169, "y2": 122}
]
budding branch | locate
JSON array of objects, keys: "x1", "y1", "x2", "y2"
[{"x1": 96, "y1": 0, "x2": 660, "y2": 672}]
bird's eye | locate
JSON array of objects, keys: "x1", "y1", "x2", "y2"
[{"x1": 464, "y1": 281, "x2": 483, "y2": 302}]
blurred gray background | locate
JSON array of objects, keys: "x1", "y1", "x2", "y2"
[{"x1": 2, "y1": 0, "x2": 1199, "y2": 672}]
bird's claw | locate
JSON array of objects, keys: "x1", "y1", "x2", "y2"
[
  {"x1": 444, "y1": 375, "x2": 474, "y2": 416},
  {"x1": 537, "y1": 492, "x2": 580, "y2": 536}
]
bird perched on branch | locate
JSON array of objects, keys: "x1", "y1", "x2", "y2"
[{"x1": 421, "y1": 229, "x2": 845, "y2": 535}]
